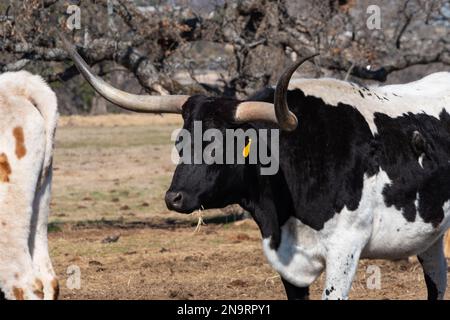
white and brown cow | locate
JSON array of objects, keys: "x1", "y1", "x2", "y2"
[{"x1": 0, "y1": 71, "x2": 59, "y2": 300}]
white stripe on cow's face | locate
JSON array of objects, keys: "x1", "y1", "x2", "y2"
[{"x1": 288, "y1": 72, "x2": 450, "y2": 134}]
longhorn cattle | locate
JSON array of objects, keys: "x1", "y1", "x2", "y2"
[
  {"x1": 0, "y1": 71, "x2": 59, "y2": 300},
  {"x1": 63, "y1": 37, "x2": 450, "y2": 300}
]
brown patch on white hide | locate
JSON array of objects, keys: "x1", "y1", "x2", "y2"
[
  {"x1": 51, "y1": 278, "x2": 59, "y2": 300},
  {"x1": 13, "y1": 287, "x2": 25, "y2": 300},
  {"x1": 13, "y1": 126, "x2": 26, "y2": 159},
  {"x1": 33, "y1": 279, "x2": 44, "y2": 299},
  {"x1": 0, "y1": 153, "x2": 11, "y2": 182}
]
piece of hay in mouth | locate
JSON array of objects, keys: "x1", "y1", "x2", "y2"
[{"x1": 193, "y1": 206, "x2": 206, "y2": 233}]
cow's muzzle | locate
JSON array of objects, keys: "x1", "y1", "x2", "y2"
[{"x1": 165, "y1": 191, "x2": 192, "y2": 213}]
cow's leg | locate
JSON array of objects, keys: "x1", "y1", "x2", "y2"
[
  {"x1": 281, "y1": 277, "x2": 310, "y2": 300},
  {"x1": 322, "y1": 250, "x2": 361, "y2": 300},
  {"x1": 0, "y1": 123, "x2": 48, "y2": 300},
  {"x1": 0, "y1": 187, "x2": 44, "y2": 300},
  {"x1": 29, "y1": 167, "x2": 59, "y2": 300},
  {"x1": 417, "y1": 236, "x2": 447, "y2": 300},
  {"x1": 322, "y1": 243, "x2": 363, "y2": 300}
]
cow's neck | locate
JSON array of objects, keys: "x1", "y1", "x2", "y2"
[{"x1": 239, "y1": 164, "x2": 293, "y2": 249}]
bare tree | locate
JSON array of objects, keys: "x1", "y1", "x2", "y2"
[{"x1": 0, "y1": 0, "x2": 448, "y2": 113}]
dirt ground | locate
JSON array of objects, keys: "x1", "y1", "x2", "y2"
[{"x1": 50, "y1": 114, "x2": 449, "y2": 300}]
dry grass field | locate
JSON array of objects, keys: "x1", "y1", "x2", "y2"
[{"x1": 50, "y1": 114, "x2": 449, "y2": 300}]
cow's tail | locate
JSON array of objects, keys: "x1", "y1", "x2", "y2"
[{"x1": 17, "y1": 71, "x2": 59, "y2": 185}]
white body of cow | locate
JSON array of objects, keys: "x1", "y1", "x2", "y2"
[{"x1": 0, "y1": 71, "x2": 59, "y2": 300}]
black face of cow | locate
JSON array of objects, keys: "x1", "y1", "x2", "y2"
[
  {"x1": 165, "y1": 95, "x2": 253, "y2": 214},
  {"x1": 165, "y1": 161, "x2": 245, "y2": 213}
]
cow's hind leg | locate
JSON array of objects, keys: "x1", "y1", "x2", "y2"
[
  {"x1": 0, "y1": 120, "x2": 47, "y2": 299},
  {"x1": 281, "y1": 277, "x2": 310, "y2": 300},
  {"x1": 29, "y1": 166, "x2": 59, "y2": 300},
  {"x1": 0, "y1": 184, "x2": 44, "y2": 300},
  {"x1": 417, "y1": 236, "x2": 447, "y2": 300}
]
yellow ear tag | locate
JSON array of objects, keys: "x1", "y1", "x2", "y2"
[{"x1": 243, "y1": 138, "x2": 252, "y2": 158}]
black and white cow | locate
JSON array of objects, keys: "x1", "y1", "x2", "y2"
[{"x1": 63, "y1": 37, "x2": 450, "y2": 300}]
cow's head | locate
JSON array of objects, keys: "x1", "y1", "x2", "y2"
[
  {"x1": 164, "y1": 95, "x2": 282, "y2": 213},
  {"x1": 165, "y1": 95, "x2": 248, "y2": 213},
  {"x1": 61, "y1": 36, "x2": 316, "y2": 214}
]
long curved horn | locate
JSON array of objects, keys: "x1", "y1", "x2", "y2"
[
  {"x1": 235, "y1": 54, "x2": 318, "y2": 130},
  {"x1": 60, "y1": 35, "x2": 189, "y2": 113},
  {"x1": 274, "y1": 53, "x2": 319, "y2": 131},
  {"x1": 234, "y1": 101, "x2": 279, "y2": 124}
]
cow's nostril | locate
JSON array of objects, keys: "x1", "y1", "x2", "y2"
[
  {"x1": 172, "y1": 192, "x2": 183, "y2": 204},
  {"x1": 165, "y1": 191, "x2": 185, "y2": 210}
]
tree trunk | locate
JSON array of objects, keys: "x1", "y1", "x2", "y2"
[{"x1": 90, "y1": 93, "x2": 108, "y2": 115}]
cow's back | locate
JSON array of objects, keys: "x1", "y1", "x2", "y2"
[{"x1": 289, "y1": 73, "x2": 450, "y2": 133}]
